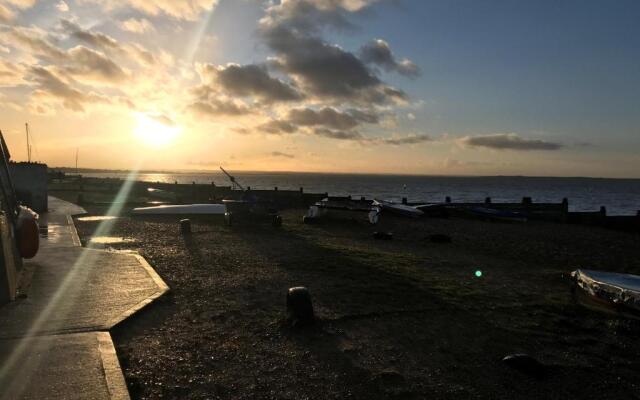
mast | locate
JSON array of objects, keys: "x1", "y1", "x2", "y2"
[
  {"x1": 25, "y1": 123, "x2": 31, "y2": 162},
  {"x1": 75, "y1": 148, "x2": 79, "y2": 174}
]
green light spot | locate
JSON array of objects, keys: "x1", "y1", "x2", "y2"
[{"x1": 475, "y1": 270, "x2": 483, "y2": 278}]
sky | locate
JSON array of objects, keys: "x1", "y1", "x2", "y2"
[{"x1": 0, "y1": 0, "x2": 639, "y2": 177}]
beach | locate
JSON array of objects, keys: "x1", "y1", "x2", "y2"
[{"x1": 69, "y1": 192, "x2": 640, "y2": 399}]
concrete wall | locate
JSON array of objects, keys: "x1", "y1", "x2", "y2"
[
  {"x1": 9, "y1": 162, "x2": 48, "y2": 213},
  {"x1": 0, "y1": 213, "x2": 21, "y2": 305}
]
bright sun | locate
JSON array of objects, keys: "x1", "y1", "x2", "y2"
[{"x1": 134, "y1": 114, "x2": 181, "y2": 147}]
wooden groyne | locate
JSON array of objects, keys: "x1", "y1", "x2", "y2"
[{"x1": 47, "y1": 174, "x2": 640, "y2": 232}]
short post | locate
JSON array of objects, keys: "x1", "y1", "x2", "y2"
[
  {"x1": 361, "y1": 196, "x2": 366, "y2": 201},
  {"x1": 445, "y1": 196, "x2": 451, "y2": 203},
  {"x1": 600, "y1": 206, "x2": 607, "y2": 216},
  {"x1": 299, "y1": 187, "x2": 304, "y2": 193},
  {"x1": 274, "y1": 187, "x2": 278, "y2": 191},
  {"x1": 180, "y1": 219, "x2": 191, "y2": 235},
  {"x1": 402, "y1": 197, "x2": 407, "y2": 205},
  {"x1": 562, "y1": 198, "x2": 569, "y2": 213},
  {"x1": 485, "y1": 197, "x2": 491, "y2": 204},
  {"x1": 522, "y1": 197, "x2": 532, "y2": 205}
]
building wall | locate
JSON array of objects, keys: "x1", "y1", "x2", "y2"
[
  {"x1": 9, "y1": 162, "x2": 48, "y2": 213},
  {"x1": 0, "y1": 212, "x2": 20, "y2": 305}
]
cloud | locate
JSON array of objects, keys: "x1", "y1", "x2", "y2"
[
  {"x1": 287, "y1": 107, "x2": 378, "y2": 130},
  {"x1": 381, "y1": 134, "x2": 431, "y2": 145},
  {"x1": 460, "y1": 133, "x2": 563, "y2": 151},
  {"x1": 259, "y1": 119, "x2": 298, "y2": 134},
  {"x1": 119, "y1": 17, "x2": 155, "y2": 34},
  {"x1": 61, "y1": 19, "x2": 156, "y2": 66},
  {"x1": 56, "y1": 1, "x2": 69, "y2": 12},
  {"x1": 77, "y1": 0, "x2": 218, "y2": 21},
  {"x1": 359, "y1": 39, "x2": 420, "y2": 78},
  {"x1": 0, "y1": 4, "x2": 15, "y2": 22},
  {"x1": 61, "y1": 19, "x2": 120, "y2": 51},
  {"x1": 3, "y1": 0, "x2": 36, "y2": 8},
  {"x1": 271, "y1": 151, "x2": 295, "y2": 158},
  {"x1": 201, "y1": 63, "x2": 302, "y2": 102},
  {"x1": 188, "y1": 99, "x2": 249, "y2": 117},
  {"x1": 64, "y1": 45, "x2": 127, "y2": 82},
  {"x1": 265, "y1": 27, "x2": 405, "y2": 104},
  {"x1": 26, "y1": 66, "x2": 108, "y2": 111},
  {"x1": 0, "y1": 60, "x2": 25, "y2": 86},
  {"x1": 313, "y1": 127, "x2": 363, "y2": 140}
]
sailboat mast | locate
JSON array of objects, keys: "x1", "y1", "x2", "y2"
[{"x1": 25, "y1": 123, "x2": 31, "y2": 162}]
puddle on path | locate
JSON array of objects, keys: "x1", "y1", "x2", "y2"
[
  {"x1": 77, "y1": 216, "x2": 119, "y2": 222},
  {"x1": 89, "y1": 236, "x2": 135, "y2": 244}
]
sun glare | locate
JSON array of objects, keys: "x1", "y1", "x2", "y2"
[{"x1": 134, "y1": 114, "x2": 180, "y2": 147}]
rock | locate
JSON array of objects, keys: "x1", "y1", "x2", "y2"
[
  {"x1": 373, "y1": 231, "x2": 393, "y2": 240},
  {"x1": 428, "y1": 234, "x2": 452, "y2": 243},
  {"x1": 502, "y1": 353, "x2": 546, "y2": 378},
  {"x1": 286, "y1": 287, "x2": 315, "y2": 326}
]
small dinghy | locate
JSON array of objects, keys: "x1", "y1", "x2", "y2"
[
  {"x1": 571, "y1": 269, "x2": 640, "y2": 318},
  {"x1": 373, "y1": 199, "x2": 424, "y2": 218},
  {"x1": 468, "y1": 207, "x2": 527, "y2": 223},
  {"x1": 305, "y1": 197, "x2": 379, "y2": 224},
  {"x1": 131, "y1": 204, "x2": 226, "y2": 215}
]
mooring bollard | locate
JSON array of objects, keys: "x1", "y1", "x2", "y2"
[
  {"x1": 180, "y1": 219, "x2": 191, "y2": 235},
  {"x1": 286, "y1": 287, "x2": 314, "y2": 326}
]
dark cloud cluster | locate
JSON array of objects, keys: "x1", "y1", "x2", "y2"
[
  {"x1": 287, "y1": 107, "x2": 378, "y2": 130},
  {"x1": 359, "y1": 39, "x2": 420, "y2": 78},
  {"x1": 460, "y1": 133, "x2": 563, "y2": 151},
  {"x1": 207, "y1": 63, "x2": 302, "y2": 102},
  {"x1": 188, "y1": 0, "x2": 422, "y2": 143}
]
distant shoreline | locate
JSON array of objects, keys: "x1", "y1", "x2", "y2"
[{"x1": 48, "y1": 167, "x2": 640, "y2": 181}]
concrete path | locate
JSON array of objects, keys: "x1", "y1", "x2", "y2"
[
  {"x1": 0, "y1": 196, "x2": 168, "y2": 399},
  {"x1": 0, "y1": 332, "x2": 129, "y2": 400}
]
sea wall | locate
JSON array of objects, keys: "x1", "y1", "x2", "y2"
[{"x1": 9, "y1": 162, "x2": 48, "y2": 213}]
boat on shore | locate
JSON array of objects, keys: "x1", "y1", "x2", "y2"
[
  {"x1": 305, "y1": 197, "x2": 379, "y2": 224},
  {"x1": 571, "y1": 269, "x2": 640, "y2": 319},
  {"x1": 372, "y1": 199, "x2": 424, "y2": 218},
  {"x1": 131, "y1": 204, "x2": 226, "y2": 215},
  {"x1": 466, "y1": 207, "x2": 527, "y2": 222}
]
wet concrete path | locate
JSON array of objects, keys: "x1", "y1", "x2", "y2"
[{"x1": 0, "y1": 197, "x2": 168, "y2": 399}]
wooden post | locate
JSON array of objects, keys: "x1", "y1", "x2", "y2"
[
  {"x1": 485, "y1": 197, "x2": 491, "y2": 204},
  {"x1": 275, "y1": 187, "x2": 278, "y2": 191},
  {"x1": 600, "y1": 206, "x2": 607, "y2": 216},
  {"x1": 299, "y1": 187, "x2": 304, "y2": 193},
  {"x1": 522, "y1": 197, "x2": 532, "y2": 205},
  {"x1": 561, "y1": 198, "x2": 569, "y2": 213},
  {"x1": 445, "y1": 196, "x2": 451, "y2": 203},
  {"x1": 402, "y1": 197, "x2": 407, "y2": 205}
]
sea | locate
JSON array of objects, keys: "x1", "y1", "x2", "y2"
[{"x1": 82, "y1": 171, "x2": 640, "y2": 216}]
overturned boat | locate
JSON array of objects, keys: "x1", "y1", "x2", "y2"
[
  {"x1": 571, "y1": 269, "x2": 640, "y2": 318},
  {"x1": 372, "y1": 199, "x2": 424, "y2": 218},
  {"x1": 305, "y1": 197, "x2": 380, "y2": 224}
]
